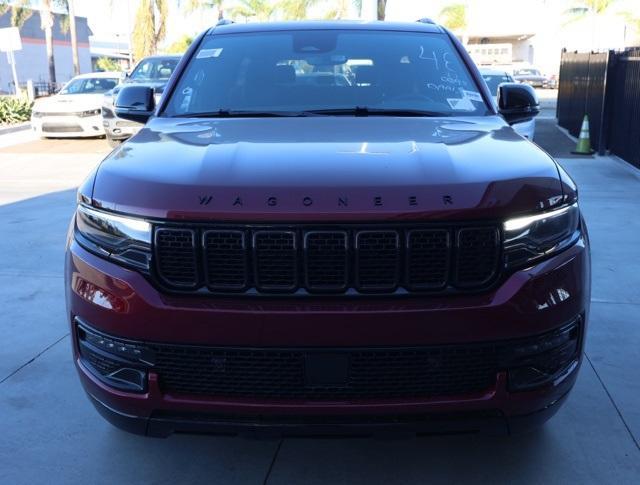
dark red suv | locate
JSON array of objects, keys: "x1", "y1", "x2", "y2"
[{"x1": 65, "y1": 20, "x2": 590, "y2": 437}]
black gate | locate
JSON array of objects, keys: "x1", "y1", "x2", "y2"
[
  {"x1": 557, "y1": 51, "x2": 610, "y2": 153},
  {"x1": 607, "y1": 48, "x2": 640, "y2": 168},
  {"x1": 557, "y1": 48, "x2": 640, "y2": 168}
]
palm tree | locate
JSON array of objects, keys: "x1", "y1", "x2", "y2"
[
  {"x1": 583, "y1": 0, "x2": 617, "y2": 13},
  {"x1": 439, "y1": 3, "x2": 467, "y2": 30},
  {"x1": 352, "y1": 0, "x2": 362, "y2": 17},
  {"x1": 439, "y1": 3, "x2": 468, "y2": 43},
  {"x1": 186, "y1": 0, "x2": 225, "y2": 21},
  {"x1": 377, "y1": 0, "x2": 386, "y2": 20},
  {"x1": 325, "y1": 0, "x2": 350, "y2": 19},
  {"x1": 0, "y1": 0, "x2": 33, "y2": 28},
  {"x1": 132, "y1": 0, "x2": 168, "y2": 61},
  {"x1": 66, "y1": 0, "x2": 79, "y2": 76},
  {"x1": 564, "y1": 0, "x2": 617, "y2": 19},
  {"x1": 278, "y1": 0, "x2": 320, "y2": 20},
  {"x1": 230, "y1": 0, "x2": 276, "y2": 21},
  {"x1": 40, "y1": 0, "x2": 57, "y2": 83}
]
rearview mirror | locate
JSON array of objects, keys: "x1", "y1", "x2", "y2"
[
  {"x1": 114, "y1": 85, "x2": 155, "y2": 124},
  {"x1": 497, "y1": 83, "x2": 540, "y2": 125}
]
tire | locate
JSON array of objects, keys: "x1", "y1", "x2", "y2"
[{"x1": 106, "y1": 135, "x2": 123, "y2": 148}]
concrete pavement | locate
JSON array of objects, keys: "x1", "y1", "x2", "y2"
[{"x1": 1, "y1": 129, "x2": 639, "y2": 484}]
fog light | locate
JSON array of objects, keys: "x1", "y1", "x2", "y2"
[
  {"x1": 76, "y1": 320, "x2": 154, "y2": 392},
  {"x1": 505, "y1": 319, "x2": 581, "y2": 392}
]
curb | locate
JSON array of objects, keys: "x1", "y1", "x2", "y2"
[{"x1": 0, "y1": 122, "x2": 31, "y2": 136}]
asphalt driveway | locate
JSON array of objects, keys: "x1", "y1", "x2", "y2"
[{"x1": 1, "y1": 128, "x2": 639, "y2": 484}]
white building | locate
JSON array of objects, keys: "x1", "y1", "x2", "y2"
[{"x1": 0, "y1": 9, "x2": 92, "y2": 93}]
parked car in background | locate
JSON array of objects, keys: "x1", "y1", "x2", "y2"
[
  {"x1": 30, "y1": 72, "x2": 119, "y2": 138},
  {"x1": 513, "y1": 67, "x2": 552, "y2": 88},
  {"x1": 68, "y1": 20, "x2": 589, "y2": 438},
  {"x1": 102, "y1": 54, "x2": 181, "y2": 147},
  {"x1": 480, "y1": 68, "x2": 535, "y2": 139}
]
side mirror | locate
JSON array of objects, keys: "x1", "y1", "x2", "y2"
[
  {"x1": 497, "y1": 83, "x2": 540, "y2": 125},
  {"x1": 114, "y1": 85, "x2": 155, "y2": 124}
]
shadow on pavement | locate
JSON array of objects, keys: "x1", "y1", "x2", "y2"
[{"x1": 534, "y1": 119, "x2": 588, "y2": 159}]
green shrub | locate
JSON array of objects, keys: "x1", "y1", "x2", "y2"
[
  {"x1": 96, "y1": 57, "x2": 122, "y2": 72},
  {"x1": 0, "y1": 96, "x2": 33, "y2": 125}
]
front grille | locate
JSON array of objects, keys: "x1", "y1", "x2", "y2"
[
  {"x1": 150, "y1": 344, "x2": 498, "y2": 399},
  {"x1": 42, "y1": 123, "x2": 83, "y2": 133},
  {"x1": 254, "y1": 231, "x2": 297, "y2": 291},
  {"x1": 304, "y1": 231, "x2": 348, "y2": 291},
  {"x1": 154, "y1": 224, "x2": 501, "y2": 295},
  {"x1": 356, "y1": 231, "x2": 400, "y2": 291},
  {"x1": 155, "y1": 229, "x2": 198, "y2": 287},
  {"x1": 76, "y1": 319, "x2": 581, "y2": 401}
]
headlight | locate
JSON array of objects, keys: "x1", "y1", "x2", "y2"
[
  {"x1": 75, "y1": 205, "x2": 151, "y2": 270},
  {"x1": 79, "y1": 109, "x2": 101, "y2": 117},
  {"x1": 503, "y1": 203, "x2": 580, "y2": 268}
]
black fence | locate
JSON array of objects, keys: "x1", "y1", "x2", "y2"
[
  {"x1": 557, "y1": 48, "x2": 640, "y2": 168},
  {"x1": 9, "y1": 81, "x2": 61, "y2": 98}
]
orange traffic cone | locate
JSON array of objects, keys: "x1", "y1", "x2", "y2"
[{"x1": 571, "y1": 115, "x2": 595, "y2": 155}]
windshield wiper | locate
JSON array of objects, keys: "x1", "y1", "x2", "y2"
[
  {"x1": 303, "y1": 107, "x2": 450, "y2": 117},
  {"x1": 173, "y1": 109, "x2": 313, "y2": 118}
]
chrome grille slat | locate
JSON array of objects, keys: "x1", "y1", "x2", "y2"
[{"x1": 153, "y1": 225, "x2": 501, "y2": 295}]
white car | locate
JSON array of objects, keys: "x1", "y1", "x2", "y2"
[
  {"x1": 479, "y1": 68, "x2": 536, "y2": 140},
  {"x1": 31, "y1": 72, "x2": 120, "y2": 138}
]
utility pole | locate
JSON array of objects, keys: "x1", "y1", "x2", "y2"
[{"x1": 68, "y1": 0, "x2": 80, "y2": 75}]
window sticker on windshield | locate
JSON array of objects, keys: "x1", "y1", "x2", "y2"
[
  {"x1": 463, "y1": 90, "x2": 483, "y2": 102},
  {"x1": 196, "y1": 48, "x2": 223, "y2": 59},
  {"x1": 447, "y1": 97, "x2": 475, "y2": 111}
]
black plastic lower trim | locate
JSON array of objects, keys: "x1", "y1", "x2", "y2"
[{"x1": 87, "y1": 391, "x2": 570, "y2": 439}]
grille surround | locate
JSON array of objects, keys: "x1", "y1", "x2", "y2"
[{"x1": 152, "y1": 223, "x2": 502, "y2": 296}]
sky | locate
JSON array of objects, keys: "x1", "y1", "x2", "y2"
[
  {"x1": 49, "y1": 0, "x2": 640, "y2": 49},
  {"x1": 71, "y1": 0, "x2": 457, "y2": 45}
]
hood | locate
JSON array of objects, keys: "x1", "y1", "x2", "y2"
[
  {"x1": 92, "y1": 116, "x2": 563, "y2": 222},
  {"x1": 120, "y1": 79, "x2": 168, "y2": 91},
  {"x1": 34, "y1": 93, "x2": 104, "y2": 113}
]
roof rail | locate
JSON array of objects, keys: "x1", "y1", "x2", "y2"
[
  {"x1": 416, "y1": 18, "x2": 436, "y2": 24},
  {"x1": 216, "y1": 18, "x2": 234, "y2": 26}
]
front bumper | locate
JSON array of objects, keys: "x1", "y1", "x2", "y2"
[
  {"x1": 66, "y1": 234, "x2": 590, "y2": 437},
  {"x1": 31, "y1": 114, "x2": 104, "y2": 138},
  {"x1": 101, "y1": 106, "x2": 141, "y2": 140}
]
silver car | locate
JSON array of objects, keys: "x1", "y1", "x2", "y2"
[
  {"x1": 480, "y1": 68, "x2": 536, "y2": 140},
  {"x1": 102, "y1": 55, "x2": 181, "y2": 147}
]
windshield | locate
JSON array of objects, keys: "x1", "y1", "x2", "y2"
[
  {"x1": 59, "y1": 77, "x2": 118, "y2": 94},
  {"x1": 481, "y1": 74, "x2": 512, "y2": 95},
  {"x1": 164, "y1": 30, "x2": 489, "y2": 117},
  {"x1": 130, "y1": 57, "x2": 179, "y2": 81}
]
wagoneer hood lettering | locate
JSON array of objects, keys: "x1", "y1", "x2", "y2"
[{"x1": 93, "y1": 116, "x2": 562, "y2": 221}]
